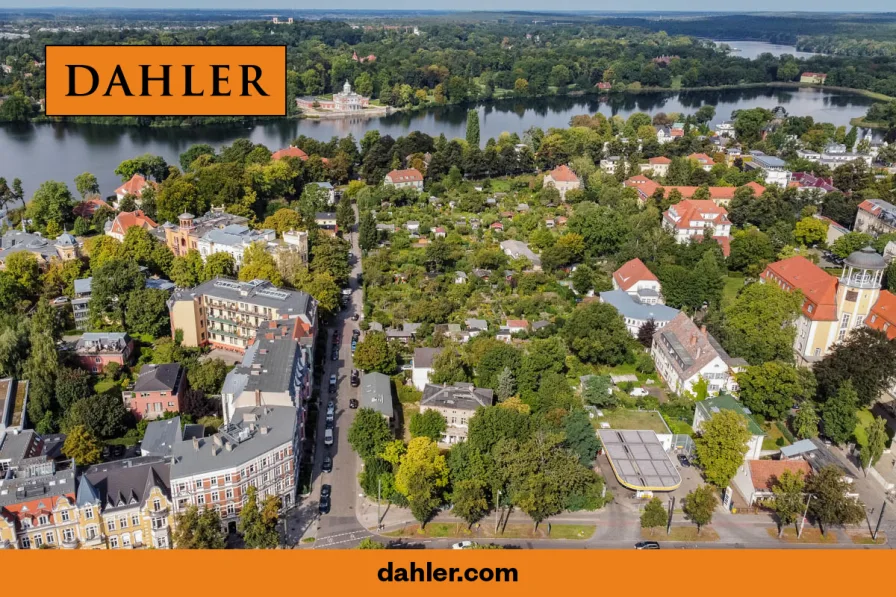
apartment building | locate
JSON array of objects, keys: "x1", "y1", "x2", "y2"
[
  {"x1": 197, "y1": 225, "x2": 276, "y2": 269},
  {"x1": 384, "y1": 168, "x2": 424, "y2": 190},
  {"x1": 220, "y1": 316, "x2": 314, "y2": 423},
  {"x1": 169, "y1": 405, "x2": 300, "y2": 532},
  {"x1": 745, "y1": 151, "x2": 791, "y2": 187},
  {"x1": 419, "y1": 383, "x2": 494, "y2": 445},
  {"x1": 74, "y1": 332, "x2": 135, "y2": 374},
  {"x1": 0, "y1": 430, "x2": 79, "y2": 550},
  {"x1": 122, "y1": 363, "x2": 187, "y2": 421},
  {"x1": 163, "y1": 208, "x2": 250, "y2": 258},
  {"x1": 854, "y1": 199, "x2": 896, "y2": 237},
  {"x1": 76, "y1": 457, "x2": 175, "y2": 549},
  {"x1": 542, "y1": 164, "x2": 581, "y2": 201},
  {"x1": 167, "y1": 278, "x2": 316, "y2": 352}
]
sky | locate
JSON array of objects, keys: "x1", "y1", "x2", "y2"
[{"x1": 0, "y1": 2, "x2": 894, "y2": 11}]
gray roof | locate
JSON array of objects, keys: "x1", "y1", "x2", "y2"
[
  {"x1": 779, "y1": 438, "x2": 816, "y2": 458},
  {"x1": 500, "y1": 240, "x2": 541, "y2": 267},
  {"x1": 73, "y1": 277, "x2": 92, "y2": 295},
  {"x1": 749, "y1": 151, "x2": 787, "y2": 169},
  {"x1": 0, "y1": 230, "x2": 61, "y2": 262},
  {"x1": 600, "y1": 290, "x2": 680, "y2": 323},
  {"x1": 0, "y1": 429, "x2": 42, "y2": 465},
  {"x1": 170, "y1": 278, "x2": 315, "y2": 323},
  {"x1": 133, "y1": 364, "x2": 183, "y2": 393},
  {"x1": 79, "y1": 456, "x2": 170, "y2": 511},
  {"x1": 420, "y1": 382, "x2": 493, "y2": 413},
  {"x1": 360, "y1": 372, "x2": 394, "y2": 419},
  {"x1": 170, "y1": 209, "x2": 249, "y2": 238},
  {"x1": 315, "y1": 212, "x2": 337, "y2": 220},
  {"x1": 598, "y1": 429, "x2": 681, "y2": 491},
  {"x1": 309, "y1": 182, "x2": 333, "y2": 189},
  {"x1": 465, "y1": 318, "x2": 487, "y2": 330},
  {"x1": 223, "y1": 317, "x2": 312, "y2": 396},
  {"x1": 75, "y1": 332, "x2": 131, "y2": 354},
  {"x1": 413, "y1": 347, "x2": 442, "y2": 369},
  {"x1": 145, "y1": 277, "x2": 176, "y2": 292},
  {"x1": 140, "y1": 417, "x2": 182, "y2": 457},
  {"x1": 0, "y1": 465, "x2": 76, "y2": 509},
  {"x1": 201, "y1": 225, "x2": 274, "y2": 248},
  {"x1": 170, "y1": 406, "x2": 297, "y2": 478}
]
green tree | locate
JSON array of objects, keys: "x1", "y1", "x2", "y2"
[
  {"x1": 728, "y1": 228, "x2": 776, "y2": 277},
  {"x1": 822, "y1": 381, "x2": 859, "y2": 445},
  {"x1": 179, "y1": 144, "x2": 216, "y2": 171},
  {"x1": 74, "y1": 172, "x2": 100, "y2": 199},
  {"x1": 25, "y1": 314, "x2": 61, "y2": 432},
  {"x1": 5, "y1": 251, "x2": 41, "y2": 295},
  {"x1": 582, "y1": 375, "x2": 616, "y2": 408},
  {"x1": 239, "y1": 242, "x2": 283, "y2": 286},
  {"x1": 794, "y1": 216, "x2": 829, "y2": 247},
  {"x1": 859, "y1": 416, "x2": 889, "y2": 470},
  {"x1": 694, "y1": 410, "x2": 751, "y2": 487},
  {"x1": 63, "y1": 393, "x2": 129, "y2": 439},
  {"x1": 55, "y1": 367, "x2": 94, "y2": 411},
  {"x1": 562, "y1": 302, "x2": 631, "y2": 365},
  {"x1": 353, "y1": 331, "x2": 397, "y2": 374},
  {"x1": 26, "y1": 181, "x2": 75, "y2": 230},
  {"x1": 115, "y1": 153, "x2": 168, "y2": 182},
  {"x1": 722, "y1": 282, "x2": 803, "y2": 365},
  {"x1": 348, "y1": 408, "x2": 394, "y2": 460},
  {"x1": 814, "y1": 328, "x2": 896, "y2": 406},
  {"x1": 792, "y1": 402, "x2": 820, "y2": 439},
  {"x1": 125, "y1": 288, "x2": 170, "y2": 337},
  {"x1": 831, "y1": 232, "x2": 873, "y2": 259},
  {"x1": 336, "y1": 196, "x2": 355, "y2": 233},
  {"x1": 63, "y1": 425, "x2": 101, "y2": 466},
  {"x1": 640, "y1": 497, "x2": 668, "y2": 529},
  {"x1": 204, "y1": 252, "x2": 236, "y2": 280},
  {"x1": 356, "y1": 537, "x2": 385, "y2": 549},
  {"x1": 359, "y1": 211, "x2": 378, "y2": 251},
  {"x1": 430, "y1": 349, "x2": 471, "y2": 385},
  {"x1": 451, "y1": 479, "x2": 489, "y2": 528},
  {"x1": 495, "y1": 366, "x2": 516, "y2": 402},
  {"x1": 465, "y1": 109, "x2": 480, "y2": 147},
  {"x1": 188, "y1": 359, "x2": 229, "y2": 394},
  {"x1": 766, "y1": 470, "x2": 806, "y2": 537},
  {"x1": 409, "y1": 410, "x2": 447, "y2": 442},
  {"x1": 737, "y1": 362, "x2": 816, "y2": 420},
  {"x1": 170, "y1": 250, "x2": 205, "y2": 288},
  {"x1": 173, "y1": 506, "x2": 226, "y2": 549},
  {"x1": 682, "y1": 485, "x2": 718, "y2": 534},
  {"x1": 563, "y1": 409, "x2": 602, "y2": 466},
  {"x1": 238, "y1": 486, "x2": 281, "y2": 549},
  {"x1": 89, "y1": 258, "x2": 144, "y2": 329},
  {"x1": 806, "y1": 465, "x2": 865, "y2": 534},
  {"x1": 395, "y1": 437, "x2": 449, "y2": 525}
]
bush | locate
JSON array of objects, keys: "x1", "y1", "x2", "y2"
[{"x1": 397, "y1": 382, "x2": 422, "y2": 404}]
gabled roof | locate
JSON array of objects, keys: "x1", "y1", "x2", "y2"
[
  {"x1": 653, "y1": 313, "x2": 742, "y2": 382},
  {"x1": 110, "y1": 210, "x2": 158, "y2": 236},
  {"x1": 80, "y1": 456, "x2": 170, "y2": 512},
  {"x1": 115, "y1": 174, "x2": 156, "y2": 197},
  {"x1": 613, "y1": 258, "x2": 658, "y2": 291},
  {"x1": 664, "y1": 199, "x2": 730, "y2": 229},
  {"x1": 546, "y1": 164, "x2": 579, "y2": 183},
  {"x1": 748, "y1": 460, "x2": 811, "y2": 491},
  {"x1": 272, "y1": 146, "x2": 309, "y2": 161},
  {"x1": 413, "y1": 347, "x2": 442, "y2": 369},
  {"x1": 687, "y1": 153, "x2": 714, "y2": 165},
  {"x1": 133, "y1": 363, "x2": 183, "y2": 393},
  {"x1": 868, "y1": 290, "x2": 896, "y2": 340},
  {"x1": 648, "y1": 156, "x2": 672, "y2": 165},
  {"x1": 625, "y1": 176, "x2": 764, "y2": 202},
  {"x1": 385, "y1": 168, "x2": 423, "y2": 182},
  {"x1": 760, "y1": 256, "x2": 838, "y2": 321}
]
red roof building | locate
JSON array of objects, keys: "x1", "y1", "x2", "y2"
[
  {"x1": 105, "y1": 210, "x2": 158, "y2": 242},
  {"x1": 662, "y1": 199, "x2": 732, "y2": 255},
  {"x1": 114, "y1": 174, "x2": 157, "y2": 200},
  {"x1": 73, "y1": 197, "x2": 110, "y2": 219},
  {"x1": 791, "y1": 172, "x2": 838, "y2": 194},
  {"x1": 272, "y1": 146, "x2": 309, "y2": 161},
  {"x1": 741, "y1": 459, "x2": 812, "y2": 505},
  {"x1": 625, "y1": 175, "x2": 765, "y2": 207},
  {"x1": 867, "y1": 290, "x2": 896, "y2": 340},
  {"x1": 687, "y1": 153, "x2": 715, "y2": 169},
  {"x1": 761, "y1": 256, "x2": 838, "y2": 321},
  {"x1": 613, "y1": 258, "x2": 658, "y2": 292}
]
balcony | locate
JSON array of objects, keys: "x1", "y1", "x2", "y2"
[
  {"x1": 61, "y1": 537, "x2": 80, "y2": 549},
  {"x1": 82, "y1": 534, "x2": 105, "y2": 548},
  {"x1": 150, "y1": 507, "x2": 169, "y2": 519}
]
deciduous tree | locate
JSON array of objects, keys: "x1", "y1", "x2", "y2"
[
  {"x1": 694, "y1": 410, "x2": 751, "y2": 487},
  {"x1": 409, "y1": 410, "x2": 447, "y2": 442},
  {"x1": 641, "y1": 497, "x2": 667, "y2": 529},
  {"x1": 822, "y1": 381, "x2": 859, "y2": 445},
  {"x1": 63, "y1": 425, "x2": 101, "y2": 466},
  {"x1": 737, "y1": 361, "x2": 816, "y2": 420},
  {"x1": 348, "y1": 408, "x2": 393, "y2": 460},
  {"x1": 766, "y1": 470, "x2": 806, "y2": 537},
  {"x1": 173, "y1": 506, "x2": 225, "y2": 549},
  {"x1": 682, "y1": 485, "x2": 718, "y2": 534},
  {"x1": 722, "y1": 282, "x2": 803, "y2": 365},
  {"x1": 806, "y1": 465, "x2": 865, "y2": 534}
]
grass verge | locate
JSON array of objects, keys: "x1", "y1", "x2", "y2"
[
  {"x1": 768, "y1": 527, "x2": 838, "y2": 544},
  {"x1": 848, "y1": 531, "x2": 886, "y2": 545},
  {"x1": 383, "y1": 522, "x2": 595, "y2": 540}
]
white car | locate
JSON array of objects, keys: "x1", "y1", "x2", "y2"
[
  {"x1": 329, "y1": 374, "x2": 338, "y2": 386},
  {"x1": 324, "y1": 429, "x2": 334, "y2": 446},
  {"x1": 629, "y1": 387, "x2": 649, "y2": 397},
  {"x1": 451, "y1": 541, "x2": 475, "y2": 550}
]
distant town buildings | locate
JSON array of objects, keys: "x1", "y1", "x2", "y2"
[
  {"x1": 0, "y1": 230, "x2": 80, "y2": 269},
  {"x1": 799, "y1": 72, "x2": 827, "y2": 84},
  {"x1": 114, "y1": 174, "x2": 157, "y2": 205},
  {"x1": 499, "y1": 239, "x2": 541, "y2": 270},
  {"x1": 625, "y1": 175, "x2": 764, "y2": 207},
  {"x1": 854, "y1": 199, "x2": 896, "y2": 237},
  {"x1": 296, "y1": 81, "x2": 370, "y2": 112},
  {"x1": 197, "y1": 224, "x2": 276, "y2": 270}
]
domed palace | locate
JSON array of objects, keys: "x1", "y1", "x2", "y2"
[
  {"x1": 296, "y1": 81, "x2": 370, "y2": 113},
  {"x1": 760, "y1": 246, "x2": 890, "y2": 367}
]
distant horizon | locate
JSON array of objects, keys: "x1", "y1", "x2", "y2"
[{"x1": 1, "y1": 4, "x2": 895, "y2": 13}]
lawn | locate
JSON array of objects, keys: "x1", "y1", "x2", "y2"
[
  {"x1": 853, "y1": 409, "x2": 875, "y2": 447},
  {"x1": 722, "y1": 275, "x2": 746, "y2": 307},
  {"x1": 665, "y1": 418, "x2": 694, "y2": 435},
  {"x1": 758, "y1": 418, "x2": 792, "y2": 451},
  {"x1": 94, "y1": 379, "x2": 117, "y2": 394},
  {"x1": 383, "y1": 522, "x2": 595, "y2": 540},
  {"x1": 848, "y1": 531, "x2": 887, "y2": 545},
  {"x1": 768, "y1": 527, "x2": 838, "y2": 544},
  {"x1": 642, "y1": 526, "x2": 720, "y2": 542},
  {"x1": 670, "y1": 75, "x2": 683, "y2": 90},
  {"x1": 400, "y1": 402, "x2": 419, "y2": 442},
  {"x1": 596, "y1": 408, "x2": 671, "y2": 434}
]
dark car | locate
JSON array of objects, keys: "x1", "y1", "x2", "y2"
[
  {"x1": 329, "y1": 383, "x2": 337, "y2": 394},
  {"x1": 331, "y1": 349, "x2": 339, "y2": 361},
  {"x1": 350, "y1": 369, "x2": 360, "y2": 387},
  {"x1": 110, "y1": 445, "x2": 125, "y2": 458},
  {"x1": 677, "y1": 454, "x2": 691, "y2": 467},
  {"x1": 321, "y1": 484, "x2": 332, "y2": 498},
  {"x1": 325, "y1": 419, "x2": 334, "y2": 430},
  {"x1": 635, "y1": 541, "x2": 660, "y2": 550},
  {"x1": 349, "y1": 398, "x2": 359, "y2": 409},
  {"x1": 319, "y1": 496, "x2": 331, "y2": 514},
  {"x1": 322, "y1": 456, "x2": 333, "y2": 473},
  {"x1": 351, "y1": 313, "x2": 359, "y2": 321}
]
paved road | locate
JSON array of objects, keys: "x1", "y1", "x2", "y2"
[{"x1": 296, "y1": 216, "x2": 374, "y2": 548}]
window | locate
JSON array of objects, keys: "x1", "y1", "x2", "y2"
[
  {"x1": 110, "y1": 536, "x2": 119, "y2": 549},
  {"x1": 22, "y1": 519, "x2": 31, "y2": 528},
  {"x1": 226, "y1": 504, "x2": 236, "y2": 516},
  {"x1": 107, "y1": 519, "x2": 116, "y2": 531},
  {"x1": 153, "y1": 499, "x2": 161, "y2": 511},
  {"x1": 841, "y1": 313, "x2": 851, "y2": 329},
  {"x1": 132, "y1": 514, "x2": 139, "y2": 526},
  {"x1": 60, "y1": 509, "x2": 70, "y2": 522},
  {"x1": 225, "y1": 474, "x2": 232, "y2": 483},
  {"x1": 21, "y1": 537, "x2": 31, "y2": 549},
  {"x1": 225, "y1": 489, "x2": 233, "y2": 499},
  {"x1": 211, "y1": 492, "x2": 219, "y2": 502},
  {"x1": 84, "y1": 508, "x2": 94, "y2": 520},
  {"x1": 872, "y1": 315, "x2": 878, "y2": 323},
  {"x1": 85, "y1": 526, "x2": 97, "y2": 540},
  {"x1": 168, "y1": 402, "x2": 175, "y2": 408},
  {"x1": 119, "y1": 517, "x2": 127, "y2": 529},
  {"x1": 177, "y1": 483, "x2": 186, "y2": 494},
  {"x1": 152, "y1": 518, "x2": 167, "y2": 530},
  {"x1": 194, "y1": 480, "x2": 202, "y2": 490},
  {"x1": 46, "y1": 531, "x2": 55, "y2": 544},
  {"x1": 155, "y1": 537, "x2": 168, "y2": 548},
  {"x1": 38, "y1": 515, "x2": 49, "y2": 526},
  {"x1": 210, "y1": 477, "x2": 218, "y2": 487},
  {"x1": 34, "y1": 535, "x2": 43, "y2": 548},
  {"x1": 63, "y1": 529, "x2": 74, "y2": 542},
  {"x1": 197, "y1": 494, "x2": 205, "y2": 506},
  {"x1": 122, "y1": 533, "x2": 131, "y2": 548}
]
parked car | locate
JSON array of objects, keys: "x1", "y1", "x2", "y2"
[
  {"x1": 350, "y1": 369, "x2": 360, "y2": 386},
  {"x1": 349, "y1": 398, "x2": 359, "y2": 409},
  {"x1": 452, "y1": 541, "x2": 475, "y2": 550},
  {"x1": 329, "y1": 383, "x2": 337, "y2": 394},
  {"x1": 351, "y1": 313, "x2": 359, "y2": 321},
  {"x1": 629, "y1": 387, "x2": 649, "y2": 397},
  {"x1": 400, "y1": 362, "x2": 413, "y2": 371},
  {"x1": 331, "y1": 349, "x2": 339, "y2": 361},
  {"x1": 635, "y1": 541, "x2": 660, "y2": 550},
  {"x1": 326, "y1": 401, "x2": 335, "y2": 415},
  {"x1": 321, "y1": 484, "x2": 332, "y2": 499},
  {"x1": 322, "y1": 456, "x2": 333, "y2": 473},
  {"x1": 319, "y1": 496, "x2": 331, "y2": 514},
  {"x1": 677, "y1": 454, "x2": 691, "y2": 468},
  {"x1": 324, "y1": 429, "x2": 333, "y2": 446},
  {"x1": 325, "y1": 419, "x2": 334, "y2": 430}
]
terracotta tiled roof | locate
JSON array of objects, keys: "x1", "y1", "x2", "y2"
[
  {"x1": 868, "y1": 290, "x2": 896, "y2": 340},
  {"x1": 110, "y1": 210, "x2": 158, "y2": 237},
  {"x1": 648, "y1": 156, "x2": 672, "y2": 165},
  {"x1": 115, "y1": 174, "x2": 156, "y2": 197},
  {"x1": 760, "y1": 256, "x2": 838, "y2": 321},
  {"x1": 272, "y1": 146, "x2": 309, "y2": 161},
  {"x1": 546, "y1": 164, "x2": 579, "y2": 183},
  {"x1": 688, "y1": 153, "x2": 714, "y2": 165},
  {"x1": 386, "y1": 168, "x2": 423, "y2": 182},
  {"x1": 664, "y1": 199, "x2": 730, "y2": 229},
  {"x1": 613, "y1": 258, "x2": 658, "y2": 291},
  {"x1": 713, "y1": 235, "x2": 731, "y2": 257},
  {"x1": 749, "y1": 460, "x2": 810, "y2": 491},
  {"x1": 506, "y1": 319, "x2": 528, "y2": 328},
  {"x1": 73, "y1": 197, "x2": 110, "y2": 218},
  {"x1": 625, "y1": 176, "x2": 764, "y2": 202}
]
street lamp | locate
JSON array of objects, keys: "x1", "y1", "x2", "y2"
[{"x1": 797, "y1": 494, "x2": 816, "y2": 539}]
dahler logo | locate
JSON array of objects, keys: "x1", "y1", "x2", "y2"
[{"x1": 45, "y1": 45, "x2": 287, "y2": 116}]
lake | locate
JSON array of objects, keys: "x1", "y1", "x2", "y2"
[
  {"x1": 712, "y1": 40, "x2": 821, "y2": 60},
  {"x1": 0, "y1": 87, "x2": 876, "y2": 201}
]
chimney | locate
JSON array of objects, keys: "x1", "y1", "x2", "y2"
[
  {"x1": 225, "y1": 443, "x2": 234, "y2": 452},
  {"x1": 192, "y1": 437, "x2": 200, "y2": 451},
  {"x1": 255, "y1": 389, "x2": 261, "y2": 407},
  {"x1": 700, "y1": 325, "x2": 707, "y2": 336},
  {"x1": 690, "y1": 334, "x2": 698, "y2": 346},
  {"x1": 260, "y1": 426, "x2": 269, "y2": 435},
  {"x1": 268, "y1": 321, "x2": 277, "y2": 329}
]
